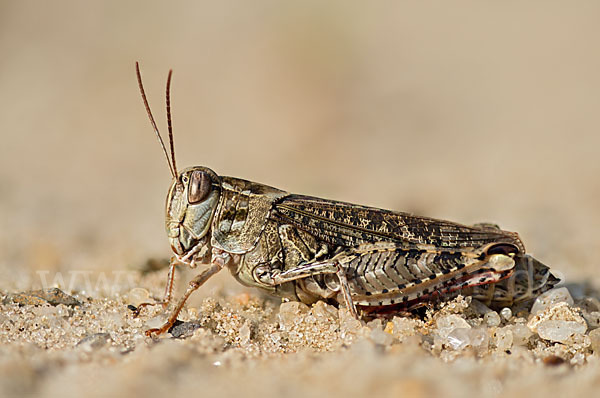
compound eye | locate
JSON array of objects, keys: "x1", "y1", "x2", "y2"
[{"x1": 187, "y1": 170, "x2": 212, "y2": 204}]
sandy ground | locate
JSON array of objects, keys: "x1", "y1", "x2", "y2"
[{"x1": 1, "y1": 1, "x2": 600, "y2": 397}]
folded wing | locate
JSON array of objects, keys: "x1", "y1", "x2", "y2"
[{"x1": 272, "y1": 195, "x2": 524, "y2": 252}]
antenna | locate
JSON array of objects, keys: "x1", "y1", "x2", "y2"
[
  {"x1": 165, "y1": 69, "x2": 178, "y2": 177},
  {"x1": 135, "y1": 62, "x2": 176, "y2": 178}
]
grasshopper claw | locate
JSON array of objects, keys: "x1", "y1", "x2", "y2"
[
  {"x1": 144, "y1": 327, "x2": 165, "y2": 337},
  {"x1": 144, "y1": 318, "x2": 177, "y2": 337},
  {"x1": 131, "y1": 301, "x2": 169, "y2": 318}
]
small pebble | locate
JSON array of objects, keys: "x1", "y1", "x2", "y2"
[
  {"x1": 3, "y1": 288, "x2": 81, "y2": 307},
  {"x1": 527, "y1": 302, "x2": 587, "y2": 341},
  {"x1": 169, "y1": 321, "x2": 202, "y2": 338},
  {"x1": 530, "y1": 287, "x2": 574, "y2": 315},
  {"x1": 76, "y1": 333, "x2": 112, "y2": 352},
  {"x1": 469, "y1": 299, "x2": 493, "y2": 315},
  {"x1": 494, "y1": 327, "x2": 513, "y2": 351},
  {"x1": 468, "y1": 328, "x2": 490, "y2": 354},
  {"x1": 436, "y1": 315, "x2": 471, "y2": 338},
  {"x1": 127, "y1": 288, "x2": 151, "y2": 307},
  {"x1": 311, "y1": 301, "x2": 338, "y2": 321},
  {"x1": 339, "y1": 309, "x2": 363, "y2": 337},
  {"x1": 278, "y1": 301, "x2": 309, "y2": 325},
  {"x1": 484, "y1": 311, "x2": 501, "y2": 327},
  {"x1": 536, "y1": 320, "x2": 586, "y2": 343},
  {"x1": 390, "y1": 317, "x2": 422, "y2": 341},
  {"x1": 370, "y1": 327, "x2": 393, "y2": 346},
  {"x1": 583, "y1": 311, "x2": 600, "y2": 329},
  {"x1": 511, "y1": 324, "x2": 533, "y2": 346},
  {"x1": 238, "y1": 321, "x2": 252, "y2": 345},
  {"x1": 146, "y1": 315, "x2": 167, "y2": 329},
  {"x1": 588, "y1": 328, "x2": 600, "y2": 353},
  {"x1": 500, "y1": 307, "x2": 512, "y2": 321},
  {"x1": 543, "y1": 355, "x2": 566, "y2": 366},
  {"x1": 367, "y1": 318, "x2": 384, "y2": 330},
  {"x1": 446, "y1": 328, "x2": 471, "y2": 350}
]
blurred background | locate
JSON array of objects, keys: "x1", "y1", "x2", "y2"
[{"x1": 1, "y1": 1, "x2": 599, "y2": 293}]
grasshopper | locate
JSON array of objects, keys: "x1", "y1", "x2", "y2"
[{"x1": 134, "y1": 63, "x2": 559, "y2": 336}]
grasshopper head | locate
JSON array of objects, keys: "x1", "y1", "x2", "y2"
[
  {"x1": 135, "y1": 64, "x2": 224, "y2": 259},
  {"x1": 166, "y1": 166, "x2": 221, "y2": 255}
]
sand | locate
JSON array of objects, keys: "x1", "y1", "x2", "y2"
[{"x1": 2, "y1": 281, "x2": 600, "y2": 398}]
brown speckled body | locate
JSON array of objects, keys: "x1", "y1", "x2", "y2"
[
  {"x1": 166, "y1": 169, "x2": 557, "y2": 314},
  {"x1": 134, "y1": 64, "x2": 559, "y2": 337}
]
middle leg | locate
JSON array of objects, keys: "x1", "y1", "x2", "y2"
[{"x1": 259, "y1": 260, "x2": 359, "y2": 319}]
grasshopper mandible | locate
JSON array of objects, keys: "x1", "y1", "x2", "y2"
[{"x1": 134, "y1": 63, "x2": 559, "y2": 336}]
